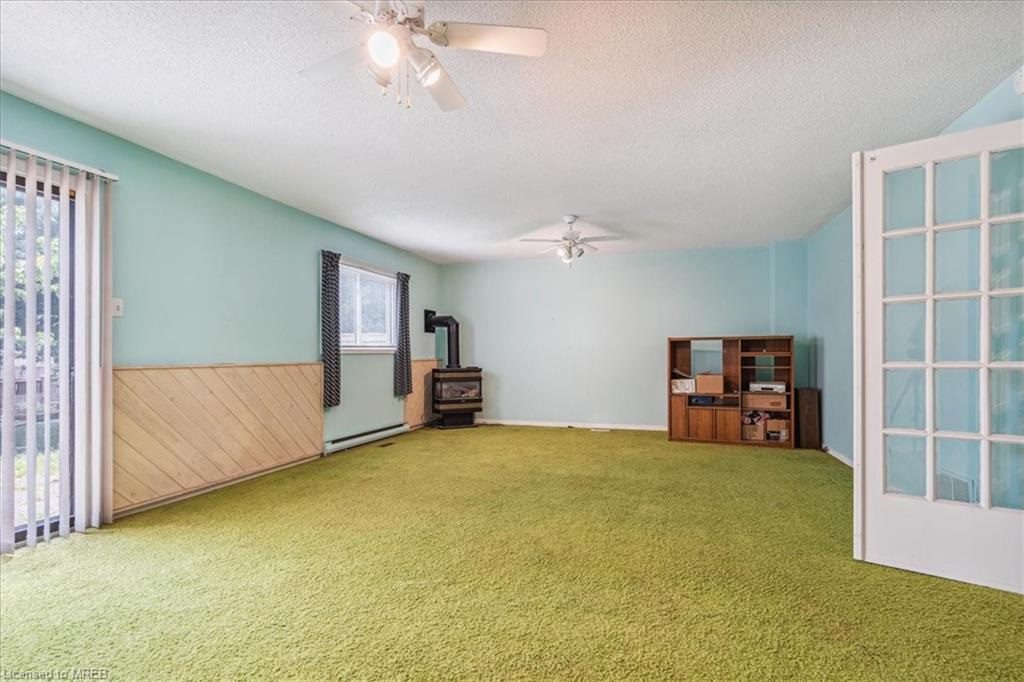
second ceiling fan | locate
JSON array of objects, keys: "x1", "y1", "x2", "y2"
[
  {"x1": 521, "y1": 216, "x2": 623, "y2": 266},
  {"x1": 300, "y1": 0, "x2": 548, "y2": 111}
]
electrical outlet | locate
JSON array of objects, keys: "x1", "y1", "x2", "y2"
[{"x1": 111, "y1": 298, "x2": 124, "y2": 317}]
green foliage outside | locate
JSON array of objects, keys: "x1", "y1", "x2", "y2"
[{"x1": 0, "y1": 184, "x2": 64, "y2": 359}]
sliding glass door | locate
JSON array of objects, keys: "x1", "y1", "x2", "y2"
[{"x1": 0, "y1": 152, "x2": 84, "y2": 550}]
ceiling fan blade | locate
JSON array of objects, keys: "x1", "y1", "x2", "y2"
[
  {"x1": 395, "y1": 0, "x2": 425, "y2": 21},
  {"x1": 519, "y1": 238, "x2": 563, "y2": 243},
  {"x1": 428, "y1": 22, "x2": 548, "y2": 57},
  {"x1": 340, "y1": 1, "x2": 374, "y2": 20},
  {"x1": 425, "y1": 64, "x2": 465, "y2": 111},
  {"x1": 299, "y1": 44, "x2": 367, "y2": 81},
  {"x1": 579, "y1": 242, "x2": 598, "y2": 252},
  {"x1": 579, "y1": 236, "x2": 623, "y2": 243}
]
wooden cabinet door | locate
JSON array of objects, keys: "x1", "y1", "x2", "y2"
[
  {"x1": 687, "y1": 408, "x2": 715, "y2": 440},
  {"x1": 715, "y1": 410, "x2": 741, "y2": 442},
  {"x1": 669, "y1": 396, "x2": 687, "y2": 439}
]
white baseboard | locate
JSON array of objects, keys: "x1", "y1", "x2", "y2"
[
  {"x1": 823, "y1": 445, "x2": 853, "y2": 467},
  {"x1": 477, "y1": 418, "x2": 666, "y2": 432}
]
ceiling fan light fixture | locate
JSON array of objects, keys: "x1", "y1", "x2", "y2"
[
  {"x1": 408, "y1": 47, "x2": 442, "y2": 88},
  {"x1": 367, "y1": 29, "x2": 401, "y2": 68},
  {"x1": 301, "y1": 8, "x2": 548, "y2": 113}
]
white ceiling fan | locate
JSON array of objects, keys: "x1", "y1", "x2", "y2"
[
  {"x1": 520, "y1": 215, "x2": 623, "y2": 265},
  {"x1": 299, "y1": 0, "x2": 548, "y2": 111}
]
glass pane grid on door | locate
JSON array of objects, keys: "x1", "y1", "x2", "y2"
[{"x1": 881, "y1": 146, "x2": 1024, "y2": 510}]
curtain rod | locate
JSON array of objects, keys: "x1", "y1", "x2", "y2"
[{"x1": 0, "y1": 138, "x2": 119, "y2": 182}]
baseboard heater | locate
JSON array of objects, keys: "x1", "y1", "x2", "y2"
[{"x1": 324, "y1": 423, "x2": 409, "y2": 455}]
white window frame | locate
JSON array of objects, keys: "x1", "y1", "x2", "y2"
[{"x1": 338, "y1": 261, "x2": 397, "y2": 354}]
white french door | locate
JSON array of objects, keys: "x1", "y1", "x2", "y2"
[{"x1": 855, "y1": 119, "x2": 1024, "y2": 593}]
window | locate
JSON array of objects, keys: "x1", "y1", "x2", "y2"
[{"x1": 339, "y1": 262, "x2": 396, "y2": 351}]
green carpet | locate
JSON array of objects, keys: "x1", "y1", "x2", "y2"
[{"x1": 1, "y1": 427, "x2": 1022, "y2": 680}]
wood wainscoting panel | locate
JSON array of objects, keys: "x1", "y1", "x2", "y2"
[
  {"x1": 113, "y1": 363, "x2": 323, "y2": 514},
  {"x1": 404, "y1": 358, "x2": 439, "y2": 428}
]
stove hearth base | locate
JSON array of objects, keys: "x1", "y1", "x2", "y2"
[{"x1": 437, "y1": 412, "x2": 477, "y2": 429}]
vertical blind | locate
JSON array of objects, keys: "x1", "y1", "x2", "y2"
[{"x1": 0, "y1": 142, "x2": 115, "y2": 553}]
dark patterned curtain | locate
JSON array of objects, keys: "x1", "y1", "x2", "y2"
[
  {"x1": 321, "y1": 250, "x2": 341, "y2": 407},
  {"x1": 393, "y1": 272, "x2": 412, "y2": 397}
]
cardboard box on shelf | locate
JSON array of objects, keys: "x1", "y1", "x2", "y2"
[
  {"x1": 696, "y1": 373, "x2": 725, "y2": 394},
  {"x1": 766, "y1": 419, "x2": 789, "y2": 432},
  {"x1": 742, "y1": 423, "x2": 766, "y2": 441}
]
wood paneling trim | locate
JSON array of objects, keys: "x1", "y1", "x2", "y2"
[
  {"x1": 404, "y1": 358, "x2": 439, "y2": 429},
  {"x1": 173, "y1": 368, "x2": 278, "y2": 468},
  {"x1": 113, "y1": 454, "x2": 319, "y2": 519},
  {"x1": 114, "y1": 434, "x2": 185, "y2": 498},
  {"x1": 191, "y1": 367, "x2": 292, "y2": 464},
  {"x1": 113, "y1": 362, "x2": 322, "y2": 370},
  {"x1": 113, "y1": 363, "x2": 323, "y2": 514}
]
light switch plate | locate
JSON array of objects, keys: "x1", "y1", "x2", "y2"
[{"x1": 112, "y1": 298, "x2": 124, "y2": 317}]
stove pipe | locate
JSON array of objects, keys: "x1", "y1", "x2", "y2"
[{"x1": 426, "y1": 312, "x2": 461, "y2": 368}]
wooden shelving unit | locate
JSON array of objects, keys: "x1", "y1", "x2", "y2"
[{"x1": 667, "y1": 335, "x2": 795, "y2": 448}]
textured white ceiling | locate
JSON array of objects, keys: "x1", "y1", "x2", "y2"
[{"x1": 1, "y1": 1, "x2": 1021, "y2": 262}]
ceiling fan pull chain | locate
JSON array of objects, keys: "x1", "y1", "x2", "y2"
[
  {"x1": 396, "y1": 59, "x2": 403, "y2": 104},
  {"x1": 403, "y1": 59, "x2": 412, "y2": 109},
  {"x1": 405, "y1": 60, "x2": 411, "y2": 108}
]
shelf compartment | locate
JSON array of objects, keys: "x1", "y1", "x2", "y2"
[
  {"x1": 741, "y1": 393, "x2": 789, "y2": 410},
  {"x1": 686, "y1": 404, "x2": 740, "y2": 410},
  {"x1": 687, "y1": 395, "x2": 739, "y2": 409},
  {"x1": 740, "y1": 337, "x2": 792, "y2": 355}
]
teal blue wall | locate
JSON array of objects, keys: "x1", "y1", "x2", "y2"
[
  {"x1": 441, "y1": 73, "x2": 1021, "y2": 438},
  {"x1": 806, "y1": 71, "x2": 1024, "y2": 462},
  {"x1": 441, "y1": 241, "x2": 808, "y2": 427},
  {"x1": 6, "y1": 69, "x2": 1018, "y2": 446},
  {"x1": 806, "y1": 207, "x2": 854, "y2": 460},
  {"x1": 0, "y1": 92, "x2": 441, "y2": 441}
]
